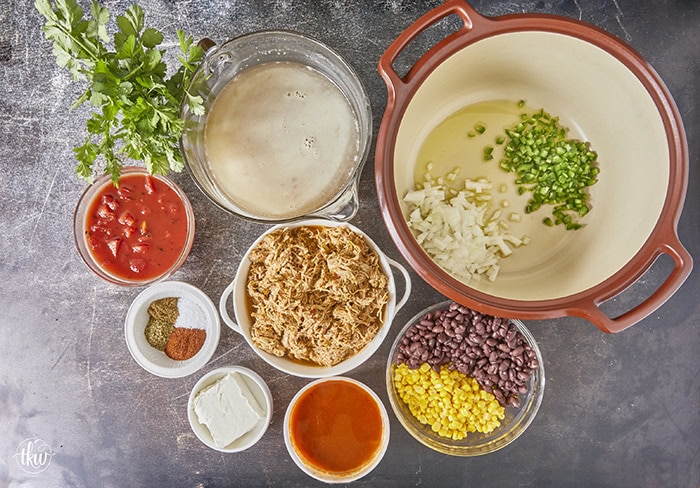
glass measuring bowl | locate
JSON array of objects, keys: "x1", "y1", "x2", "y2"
[{"x1": 180, "y1": 30, "x2": 372, "y2": 222}]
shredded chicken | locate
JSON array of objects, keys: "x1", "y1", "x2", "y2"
[{"x1": 246, "y1": 226, "x2": 390, "y2": 367}]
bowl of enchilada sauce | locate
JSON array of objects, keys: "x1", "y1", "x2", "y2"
[
  {"x1": 284, "y1": 377, "x2": 390, "y2": 484},
  {"x1": 74, "y1": 167, "x2": 195, "y2": 286}
]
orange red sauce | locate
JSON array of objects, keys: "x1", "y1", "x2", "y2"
[
  {"x1": 289, "y1": 380, "x2": 384, "y2": 475},
  {"x1": 84, "y1": 173, "x2": 189, "y2": 281}
]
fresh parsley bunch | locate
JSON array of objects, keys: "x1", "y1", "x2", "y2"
[{"x1": 36, "y1": 0, "x2": 205, "y2": 184}]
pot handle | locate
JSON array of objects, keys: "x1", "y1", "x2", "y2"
[
  {"x1": 378, "y1": 0, "x2": 485, "y2": 95},
  {"x1": 387, "y1": 257, "x2": 412, "y2": 317},
  {"x1": 571, "y1": 234, "x2": 693, "y2": 333},
  {"x1": 218, "y1": 280, "x2": 243, "y2": 334}
]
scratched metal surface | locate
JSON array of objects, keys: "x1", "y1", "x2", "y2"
[{"x1": 1, "y1": 0, "x2": 698, "y2": 487}]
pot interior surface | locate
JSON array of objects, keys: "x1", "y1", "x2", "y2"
[{"x1": 394, "y1": 31, "x2": 669, "y2": 300}]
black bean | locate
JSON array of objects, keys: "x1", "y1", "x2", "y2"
[{"x1": 394, "y1": 302, "x2": 538, "y2": 410}]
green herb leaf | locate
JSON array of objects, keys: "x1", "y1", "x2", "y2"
[
  {"x1": 142, "y1": 27, "x2": 163, "y2": 48},
  {"x1": 36, "y1": 0, "x2": 204, "y2": 185}
]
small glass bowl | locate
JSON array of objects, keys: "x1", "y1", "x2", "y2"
[
  {"x1": 73, "y1": 166, "x2": 195, "y2": 286},
  {"x1": 386, "y1": 300, "x2": 545, "y2": 456}
]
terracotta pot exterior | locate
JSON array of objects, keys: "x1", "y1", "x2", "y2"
[{"x1": 375, "y1": 0, "x2": 692, "y2": 333}]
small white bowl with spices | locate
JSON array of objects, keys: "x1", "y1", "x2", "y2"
[{"x1": 124, "y1": 281, "x2": 221, "y2": 378}]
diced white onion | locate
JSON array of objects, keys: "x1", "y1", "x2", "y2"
[{"x1": 403, "y1": 178, "x2": 526, "y2": 283}]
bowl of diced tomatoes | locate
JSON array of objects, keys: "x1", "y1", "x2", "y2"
[{"x1": 73, "y1": 166, "x2": 195, "y2": 286}]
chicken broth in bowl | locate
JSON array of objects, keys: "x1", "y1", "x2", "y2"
[
  {"x1": 180, "y1": 31, "x2": 373, "y2": 222},
  {"x1": 204, "y1": 61, "x2": 360, "y2": 220}
]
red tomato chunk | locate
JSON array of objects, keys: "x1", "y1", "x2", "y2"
[{"x1": 85, "y1": 174, "x2": 189, "y2": 281}]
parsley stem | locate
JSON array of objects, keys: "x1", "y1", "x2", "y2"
[
  {"x1": 123, "y1": 62, "x2": 145, "y2": 82},
  {"x1": 51, "y1": 19, "x2": 100, "y2": 64}
]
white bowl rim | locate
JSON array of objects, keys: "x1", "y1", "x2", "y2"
[
  {"x1": 283, "y1": 376, "x2": 390, "y2": 483},
  {"x1": 124, "y1": 280, "x2": 220, "y2": 378},
  {"x1": 219, "y1": 218, "x2": 411, "y2": 378},
  {"x1": 187, "y1": 365, "x2": 273, "y2": 453}
]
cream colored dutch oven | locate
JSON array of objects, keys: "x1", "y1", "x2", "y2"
[{"x1": 375, "y1": 0, "x2": 692, "y2": 333}]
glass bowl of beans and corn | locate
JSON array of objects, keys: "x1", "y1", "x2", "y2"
[{"x1": 385, "y1": 300, "x2": 544, "y2": 456}]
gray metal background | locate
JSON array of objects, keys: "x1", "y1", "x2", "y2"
[{"x1": 1, "y1": 0, "x2": 698, "y2": 486}]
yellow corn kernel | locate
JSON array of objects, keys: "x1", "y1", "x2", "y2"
[{"x1": 393, "y1": 363, "x2": 504, "y2": 441}]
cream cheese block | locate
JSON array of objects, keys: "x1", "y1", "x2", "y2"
[{"x1": 194, "y1": 372, "x2": 264, "y2": 448}]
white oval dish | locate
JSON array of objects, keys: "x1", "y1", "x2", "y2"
[
  {"x1": 218, "y1": 218, "x2": 412, "y2": 378},
  {"x1": 124, "y1": 281, "x2": 220, "y2": 378},
  {"x1": 188, "y1": 366, "x2": 273, "y2": 453}
]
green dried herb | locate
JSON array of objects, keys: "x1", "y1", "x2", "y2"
[{"x1": 144, "y1": 297, "x2": 178, "y2": 350}]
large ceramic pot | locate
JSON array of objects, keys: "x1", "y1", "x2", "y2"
[{"x1": 375, "y1": 0, "x2": 692, "y2": 333}]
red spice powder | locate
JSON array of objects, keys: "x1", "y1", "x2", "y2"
[{"x1": 164, "y1": 328, "x2": 206, "y2": 360}]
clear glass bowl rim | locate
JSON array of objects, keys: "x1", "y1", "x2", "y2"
[
  {"x1": 385, "y1": 299, "x2": 546, "y2": 456},
  {"x1": 72, "y1": 166, "x2": 196, "y2": 287}
]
